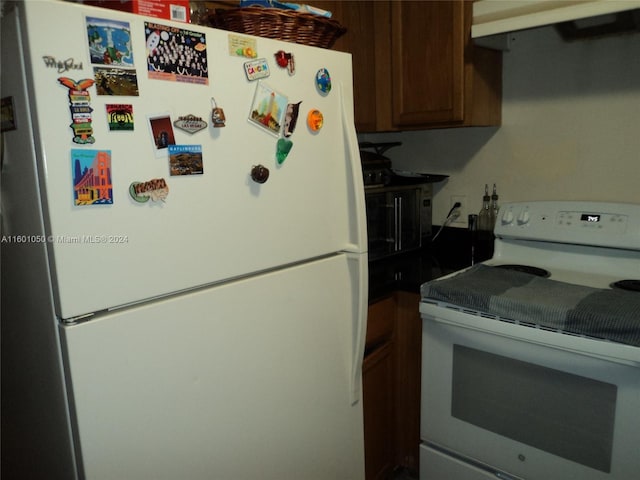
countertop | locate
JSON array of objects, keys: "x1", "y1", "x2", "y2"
[{"x1": 368, "y1": 227, "x2": 494, "y2": 303}]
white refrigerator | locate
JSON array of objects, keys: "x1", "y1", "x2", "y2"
[{"x1": 0, "y1": 1, "x2": 367, "y2": 479}]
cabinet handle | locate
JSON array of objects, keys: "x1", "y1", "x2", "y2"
[{"x1": 397, "y1": 196, "x2": 403, "y2": 251}]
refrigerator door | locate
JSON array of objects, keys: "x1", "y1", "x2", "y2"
[
  {"x1": 61, "y1": 253, "x2": 366, "y2": 480},
  {"x1": 12, "y1": 1, "x2": 366, "y2": 319}
]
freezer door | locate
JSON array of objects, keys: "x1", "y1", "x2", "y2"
[
  {"x1": 10, "y1": 1, "x2": 366, "y2": 319},
  {"x1": 61, "y1": 254, "x2": 366, "y2": 480}
]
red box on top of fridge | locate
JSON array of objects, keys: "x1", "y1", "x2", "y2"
[{"x1": 79, "y1": 0, "x2": 191, "y2": 23}]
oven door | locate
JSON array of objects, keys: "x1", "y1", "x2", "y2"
[{"x1": 420, "y1": 305, "x2": 640, "y2": 480}]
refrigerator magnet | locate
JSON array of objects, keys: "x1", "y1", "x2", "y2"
[
  {"x1": 307, "y1": 109, "x2": 323, "y2": 133},
  {"x1": 248, "y1": 82, "x2": 288, "y2": 137},
  {"x1": 173, "y1": 114, "x2": 208, "y2": 134},
  {"x1": 315, "y1": 68, "x2": 331, "y2": 94},
  {"x1": 71, "y1": 149, "x2": 113, "y2": 205},
  {"x1": 86, "y1": 16, "x2": 135, "y2": 68},
  {"x1": 94, "y1": 66, "x2": 140, "y2": 96},
  {"x1": 244, "y1": 58, "x2": 270, "y2": 81},
  {"x1": 86, "y1": 16, "x2": 139, "y2": 96},
  {"x1": 106, "y1": 104, "x2": 134, "y2": 131},
  {"x1": 168, "y1": 145, "x2": 203, "y2": 176},
  {"x1": 58, "y1": 77, "x2": 96, "y2": 144},
  {"x1": 274, "y1": 50, "x2": 295, "y2": 75},
  {"x1": 210, "y1": 98, "x2": 226, "y2": 128},
  {"x1": 228, "y1": 34, "x2": 257, "y2": 58},
  {"x1": 147, "y1": 113, "x2": 176, "y2": 157},
  {"x1": 145, "y1": 22, "x2": 209, "y2": 85},
  {"x1": 250, "y1": 164, "x2": 269, "y2": 184},
  {"x1": 283, "y1": 101, "x2": 302, "y2": 137},
  {"x1": 129, "y1": 178, "x2": 169, "y2": 203},
  {"x1": 276, "y1": 138, "x2": 293, "y2": 165}
]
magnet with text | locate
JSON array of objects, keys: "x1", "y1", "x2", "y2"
[
  {"x1": 174, "y1": 114, "x2": 207, "y2": 134},
  {"x1": 228, "y1": 34, "x2": 257, "y2": 58},
  {"x1": 169, "y1": 145, "x2": 203, "y2": 176},
  {"x1": 284, "y1": 101, "x2": 302, "y2": 137},
  {"x1": 276, "y1": 138, "x2": 293, "y2": 165},
  {"x1": 315, "y1": 68, "x2": 331, "y2": 94},
  {"x1": 129, "y1": 178, "x2": 169, "y2": 203},
  {"x1": 307, "y1": 109, "x2": 323, "y2": 132},
  {"x1": 274, "y1": 50, "x2": 295, "y2": 75},
  {"x1": 250, "y1": 164, "x2": 270, "y2": 184},
  {"x1": 71, "y1": 149, "x2": 112, "y2": 205},
  {"x1": 211, "y1": 98, "x2": 226, "y2": 127},
  {"x1": 244, "y1": 58, "x2": 270, "y2": 81},
  {"x1": 58, "y1": 77, "x2": 96, "y2": 144}
]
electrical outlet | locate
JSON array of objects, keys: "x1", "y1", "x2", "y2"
[{"x1": 450, "y1": 195, "x2": 467, "y2": 224}]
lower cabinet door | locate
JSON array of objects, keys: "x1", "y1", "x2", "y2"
[{"x1": 363, "y1": 341, "x2": 395, "y2": 480}]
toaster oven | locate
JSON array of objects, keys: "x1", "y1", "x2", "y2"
[{"x1": 365, "y1": 184, "x2": 432, "y2": 260}]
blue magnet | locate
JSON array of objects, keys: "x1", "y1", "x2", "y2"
[{"x1": 315, "y1": 68, "x2": 331, "y2": 94}]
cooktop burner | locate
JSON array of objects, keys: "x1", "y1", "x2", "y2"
[
  {"x1": 611, "y1": 279, "x2": 640, "y2": 292},
  {"x1": 493, "y1": 264, "x2": 551, "y2": 278}
]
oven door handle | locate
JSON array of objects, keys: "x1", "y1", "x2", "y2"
[{"x1": 422, "y1": 306, "x2": 640, "y2": 368}]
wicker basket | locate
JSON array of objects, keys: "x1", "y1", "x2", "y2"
[{"x1": 207, "y1": 7, "x2": 347, "y2": 49}]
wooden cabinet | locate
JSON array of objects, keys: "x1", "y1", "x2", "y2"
[
  {"x1": 391, "y1": 1, "x2": 465, "y2": 126},
  {"x1": 310, "y1": 1, "x2": 388, "y2": 132},
  {"x1": 393, "y1": 291, "x2": 422, "y2": 472},
  {"x1": 318, "y1": 0, "x2": 502, "y2": 132},
  {"x1": 362, "y1": 292, "x2": 422, "y2": 479},
  {"x1": 363, "y1": 295, "x2": 396, "y2": 480},
  {"x1": 363, "y1": 340, "x2": 395, "y2": 480}
]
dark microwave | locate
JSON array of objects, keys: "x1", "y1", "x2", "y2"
[{"x1": 365, "y1": 184, "x2": 432, "y2": 260}]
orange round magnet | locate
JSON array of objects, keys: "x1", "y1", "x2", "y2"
[{"x1": 307, "y1": 109, "x2": 323, "y2": 132}]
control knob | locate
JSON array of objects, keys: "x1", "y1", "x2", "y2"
[
  {"x1": 501, "y1": 209, "x2": 515, "y2": 225},
  {"x1": 517, "y1": 208, "x2": 531, "y2": 225}
]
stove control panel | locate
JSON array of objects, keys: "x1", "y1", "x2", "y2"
[
  {"x1": 495, "y1": 201, "x2": 640, "y2": 251},
  {"x1": 557, "y1": 210, "x2": 627, "y2": 233}
]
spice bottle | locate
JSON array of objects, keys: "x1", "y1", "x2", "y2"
[
  {"x1": 478, "y1": 184, "x2": 492, "y2": 231},
  {"x1": 490, "y1": 183, "x2": 499, "y2": 229}
]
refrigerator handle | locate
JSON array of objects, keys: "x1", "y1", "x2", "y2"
[
  {"x1": 338, "y1": 82, "x2": 367, "y2": 254},
  {"x1": 347, "y1": 252, "x2": 368, "y2": 405}
]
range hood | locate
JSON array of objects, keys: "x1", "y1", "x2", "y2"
[{"x1": 472, "y1": 0, "x2": 640, "y2": 38}]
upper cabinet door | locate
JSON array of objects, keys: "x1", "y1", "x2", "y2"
[
  {"x1": 321, "y1": 0, "x2": 501, "y2": 132},
  {"x1": 391, "y1": 0, "x2": 465, "y2": 126},
  {"x1": 318, "y1": 0, "x2": 389, "y2": 133}
]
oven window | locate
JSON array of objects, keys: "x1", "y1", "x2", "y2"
[{"x1": 451, "y1": 345, "x2": 617, "y2": 473}]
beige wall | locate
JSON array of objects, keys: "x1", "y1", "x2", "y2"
[{"x1": 358, "y1": 25, "x2": 640, "y2": 227}]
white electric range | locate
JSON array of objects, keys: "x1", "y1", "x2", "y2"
[{"x1": 419, "y1": 201, "x2": 640, "y2": 480}]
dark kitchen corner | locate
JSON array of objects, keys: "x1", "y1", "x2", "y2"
[
  {"x1": 359, "y1": 138, "x2": 497, "y2": 480},
  {"x1": 363, "y1": 221, "x2": 494, "y2": 480}
]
